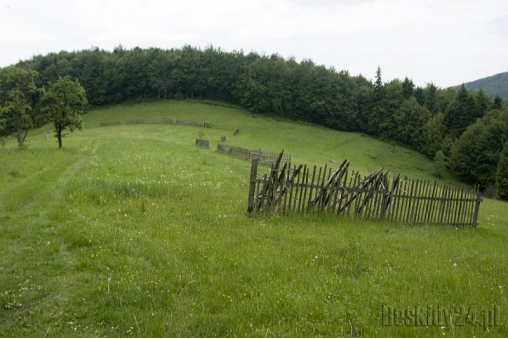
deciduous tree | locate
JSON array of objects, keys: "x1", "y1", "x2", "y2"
[
  {"x1": 391, "y1": 97, "x2": 431, "y2": 148},
  {"x1": 449, "y1": 109, "x2": 508, "y2": 187},
  {"x1": 4, "y1": 67, "x2": 38, "y2": 147},
  {"x1": 41, "y1": 76, "x2": 87, "y2": 148}
]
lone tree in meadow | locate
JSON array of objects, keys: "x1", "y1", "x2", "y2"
[
  {"x1": 496, "y1": 142, "x2": 508, "y2": 201},
  {"x1": 41, "y1": 76, "x2": 88, "y2": 148},
  {"x1": 3, "y1": 67, "x2": 38, "y2": 147}
]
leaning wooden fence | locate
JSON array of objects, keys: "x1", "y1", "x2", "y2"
[
  {"x1": 247, "y1": 152, "x2": 482, "y2": 227},
  {"x1": 217, "y1": 144, "x2": 291, "y2": 165},
  {"x1": 126, "y1": 119, "x2": 211, "y2": 128}
]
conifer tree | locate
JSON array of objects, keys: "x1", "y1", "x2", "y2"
[
  {"x1": 444, "y1": 84, "x2": 477, "y2": 138},
  {"x1": 493, "y1": 95, "x2": 503, "y2": 110},
  {"x1": 373, "y1": 66, "x2": 384, "y2": 103}
]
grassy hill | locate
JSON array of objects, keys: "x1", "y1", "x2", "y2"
[
  {"x1": 1, "y1": 100, "x2": 507, "y2": 337},
  {"x1": 454, "y1": 71, "x2": 508, "y2": 98},
  {"x1": 80, "y1": 100, "x2": 468, "y2": 183}
]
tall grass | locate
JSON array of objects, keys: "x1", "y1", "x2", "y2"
[{"x1": 0, "y1": 100, "x2": 506, "y2": 337}]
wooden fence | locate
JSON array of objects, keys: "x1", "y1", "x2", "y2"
[
  {"x1": 247, "y1": 152, "x2": 482, "y2": 227},
  {"x1": 100, "y1": 121, "x2": 121, "y2": 126},
  {"x1": 126, "y1": 119, "x2": 211, "y2": 128},
  {"x1": 217, "y1": 144, "x2": 291, "y2": 165}
]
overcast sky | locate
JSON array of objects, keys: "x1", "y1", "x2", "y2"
[{"x1": 1, "y1": 0, "x2": 507, "y2": 88}]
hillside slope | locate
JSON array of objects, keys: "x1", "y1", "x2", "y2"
[
  {"x1": 454, "y1": 71, "x2": 508, "y2": 98},
  {"x1": 82, "y1": 100, "x2": 464, "y2": 184}
]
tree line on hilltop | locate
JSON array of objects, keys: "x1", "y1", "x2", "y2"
[{"x1": 0, "y1": 44, "x2": 507, "y2": 199}]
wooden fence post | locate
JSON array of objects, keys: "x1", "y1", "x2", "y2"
[
  {"x1": 247, "y1": 159, "x2": 259, "y2": 216},
  {"x1": 380, "y1": 188, "x2": 389, "y2": 220},
  {"x1": 472, "y1": 185, "x2": 482, "y2": 227}
]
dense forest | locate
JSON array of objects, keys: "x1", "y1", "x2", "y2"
[
  {"x1": 454, "y1": 71, "x2": 508, "y2": 99},
  {"x1": 1, "y1": 45, "x2": 507, "y2": 195}
]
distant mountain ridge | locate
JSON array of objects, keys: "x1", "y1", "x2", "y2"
[{"x1": 453, "y1": 71, "x2": 508, "y2": 99}]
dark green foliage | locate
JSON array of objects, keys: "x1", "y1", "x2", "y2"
[
  {"x1": 368, "y1": 79, "x2": 403, "y2": 137},
  {"x1": 424, "y1": 82, "x2": 438, "y2": 113},
  {"x1": 391, "y1": 97, "x2": 431, "y2": 148},
  {"x1": 419, "y1": 112, "x2": 447, "y2": 157},
  {"x1": 495, "y1": 142, "x2": 508, "y2": 201},
  {"x1": 413, "y1": 87, "x2": 425, "y2": 106},
  {"x1": 1, "y1": 66, "x2": 39, "y2": 147},
  {"x1": 373, "y1": 66, "x2": 384, "y2": 103},
  {"x1": 449, "y1": 108, "x2": 508, "y2": 188},
  {"x1": 474, "y1": 89, "x2": 492, "y2": 118},
  {"x1": 41, "y1": 76, "x2": 88, "y2": 148},
  {"x1": 401, "y1": 77, "x2": 414, "y2": 99},
  {"x1": 444, "y1": 84, "x2": 478, "y2": 139},
  {"x1": 493, "y1": 95, "x2": 503, "y2": 110},
  {"x1": 435, "y1": 88, "x2": 458, "y2": 114}
]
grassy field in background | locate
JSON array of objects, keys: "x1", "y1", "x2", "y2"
[{"x1": 0, "y1": 100, "x2": 506, "y2": 337}]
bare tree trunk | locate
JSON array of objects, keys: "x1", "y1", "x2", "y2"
[{"x1": 57, "y1": 130, "x2": 62, "y2": 148}]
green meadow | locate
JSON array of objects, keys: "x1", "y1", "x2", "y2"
[{"x1": 0, "y1": 100, "x2": 507, "y2": 337}]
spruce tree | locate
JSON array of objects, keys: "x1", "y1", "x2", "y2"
[
  {"x1": 373, "y1": 66, "x2": 384, "y2": 103},
  {"x1": 493, "y1": 95, "x2": 503, "y2": 110},
  {"x1": 401, "y1": 77, "x2": 414, "y2": 99},
  {"x1": 444, "y1": 84, "x2": 477, "y2": 138}
]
